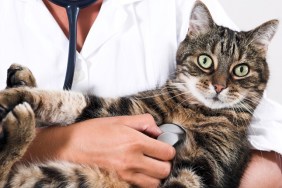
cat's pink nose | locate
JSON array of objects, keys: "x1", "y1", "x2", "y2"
[{"x1": 213, "y1": 84, "x2": 226, "y2": 94}]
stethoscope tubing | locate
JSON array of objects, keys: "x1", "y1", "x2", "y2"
[
  {"x1": 47, "y1": 0, "x2": 98, "y2": 90},
  {"x1": 63, "y1": 5, "x2": 79, "y2": 90}
]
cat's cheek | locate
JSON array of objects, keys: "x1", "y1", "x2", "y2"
[
  {"x1": 186, "y1": 77, "x2": 205, "y2": 102},
  {"x1": 220, "y1": 90, "x2": 248, "y2": 108}
]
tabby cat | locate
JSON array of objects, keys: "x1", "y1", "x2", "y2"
[{"x1": 0, "y1": 1, "x2": 278, "y2": 188}]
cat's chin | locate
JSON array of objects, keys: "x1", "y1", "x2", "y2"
[{"x1": 200, "y1": 98, "x2": 233, "y2": 109}]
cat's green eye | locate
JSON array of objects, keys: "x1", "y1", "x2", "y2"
[
  {"x1": 198, "y1": 55, "x2": 213, "y2": 69},
  {"x1": 233, "y1": 64, "x2": 249, "y2": 77}
]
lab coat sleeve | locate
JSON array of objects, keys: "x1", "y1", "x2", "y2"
[
  {"x1": 176, "y1": 0, "x2": 282, "y2": 154},
  {"x1": 249, "y1": 96, "x2": 282, "y2": 154}
]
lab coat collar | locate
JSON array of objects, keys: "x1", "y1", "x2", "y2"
[
  {"x1": 22, "y1": 0, "x2": 68, "y2": 52},
  {"x1": 19, "y1": 0, "x2": 142, "y2": 59},
  {"x1": 81, "y1": 0, "x2": 143, "y2": 58}
]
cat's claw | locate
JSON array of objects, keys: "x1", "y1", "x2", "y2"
[{"x1": 6, "y1": 64, "x2": 37, "y2": 88}]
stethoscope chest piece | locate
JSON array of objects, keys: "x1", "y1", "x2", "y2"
[{"x1": 157, "y1": 124, "x2": 186, "y2": 147}]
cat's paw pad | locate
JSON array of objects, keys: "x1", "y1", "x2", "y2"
[
  {"x1": 6, "y1": 64, "x2": 37, "y2": 88},
  {"x1": 0, "y1": 102, "x2": 36, "y2": 146}
]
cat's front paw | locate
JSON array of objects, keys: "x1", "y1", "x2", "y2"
[
  {"x1": 6, "y1": 63, "x2": 37, "y2": 88},
  {"x1": 0, "y1": 87, "x2": 40, "y2": 122},
  {"x1": 0, "y1": 103, "x2": 36, "y2": 176},
  {"x1": 0, "y1": 88, "x2": 25, "y2": 122},
  {"x1": 0, "y1": 102, "x2": 36, "y2": 152}
]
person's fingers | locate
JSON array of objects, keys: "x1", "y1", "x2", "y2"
[
  {"x1": 142, "y1": 137, "x2": 176, "y2": 161},
  {"x1": 129, "y1": 173, "x2": 160, "y2": 188},
  {"x1": 114, "y1": 114, "x2": 162, "y2": 138},
  {"x1": 136, "y1": 156, "x2": 172, "y2": 179}
]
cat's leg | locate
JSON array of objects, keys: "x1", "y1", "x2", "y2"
[
  {"x1": 6, "y1": 63, "x2": 37, "y2": 88},
  {"x1": 10, "y1": 161, "x2": 129, "y2": 188},
  {"x1": 3, "y1": 64, "x2": 87, "y2": 125},
  {"x1": 0, "y1": 87, "x2": 148, "y2": 126},
  {"x1": 0, "y1": 87, "x2": 88, "y2": 125},
  {"x1": 0, "y1": 83, "x2": 164, "y2": 126},
  {"x1": 0, "y1": 102, "x2": 36, "y2": 186}
]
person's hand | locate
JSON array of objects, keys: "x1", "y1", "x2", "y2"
[{"x1": 22, "y1": 114, "x2": 176, "y2": 188}]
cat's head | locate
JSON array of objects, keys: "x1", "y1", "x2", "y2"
[{"x1": 176, "y1": 1, "x2": 279, "y2": 110}]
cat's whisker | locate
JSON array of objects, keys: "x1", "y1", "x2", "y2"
[
  {"x1": 240, "y1": 102, "x2": 254, "y2": 112},
  {"x1": 231, "y1": 107, "x2": 242, "y2": 139},
  {"x1": 135, "y1": 93, "x2": 167, "y2": 99},
  {"x1": 172, "y1": 81, "x2": 187, "y2": 84},
  {"x1": 136, "y1": 85, "x2": 190, "y2": 100},
  {"x1": 135, "y1": 88, "x2": 173, "y2": 99},
  {"x1": 172, "y1": 94, "x2": 194, "y2": 111},
  {"x1": 171, "y1": 83, "x2": 187, "y2": 86},
  {"x1": 243, "y1": 97, "x2": 260, "y2": 103},
  {"x1": 236, "y1": 107, "x2": 250, "y2": 126},
  {"x1": 162, "y1": 91, "x2": 190, "y2": 104},
  {"x1": 237, "y1": 102, "x2": 257, "y2": 119},
  {"x1": 243, "y1": 96, "x2": 261, "y2": 104}
]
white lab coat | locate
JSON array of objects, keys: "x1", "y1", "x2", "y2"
[{"x1": 0, "y1": 0, "x2": 282, "y2": 154}]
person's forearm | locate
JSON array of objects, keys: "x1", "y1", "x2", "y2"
[
  {"x1": 22, "y1": 125, "x2": 71, "y2": 163},
  {"x1": 19, "y1": 116, "x2": 175, "y2": 188},
  {"x1": 240, "y1": 150, "x2": 282, "y2": 187}
]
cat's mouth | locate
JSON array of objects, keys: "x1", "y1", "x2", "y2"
[
  {"x1": 185, "y1": 77, "x2": 243, "y2": 109},
  {"x1": 201, "y1": 93, "x2": 234, "y2": 109},
  {"x1": 210, "y1": 95, "x2": 225, "y2": 105},
  {"x1": 202, "y1": 92, "x2": 245, "y2": 109},
  {"x1": 212, "y1": 95, "x2": 220, "y2": 101}
]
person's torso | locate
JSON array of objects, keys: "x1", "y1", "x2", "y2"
[{"x1": 0, "y1": 0, "x2": 193, "y2": 97}]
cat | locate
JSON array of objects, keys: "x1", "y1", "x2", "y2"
[{"x1": 0, "y1": 1, "x2": 278, "y2": 188}]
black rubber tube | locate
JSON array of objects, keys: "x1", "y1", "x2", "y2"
[
  {"x1": 63, "y1": 5, "x2": 79, "y2": 90},
  {"x1": 48, "y1": 0, "x2": 98, "y2": 90}
]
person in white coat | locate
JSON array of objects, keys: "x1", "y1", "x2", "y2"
[{"x1": 0, "y1": 0, "x2": 281, "y2": 187}]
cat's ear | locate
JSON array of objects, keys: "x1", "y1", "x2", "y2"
[
  {"x1": 248, "y1": 19, "x2": 279, "y2": 51},
  {"x1": 188, "y1": 1, "x2": 215, "y2": 38}
]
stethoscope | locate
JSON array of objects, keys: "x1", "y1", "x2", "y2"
[
  {"x1": 47, "y1": 0, "x2": 187, "y2": 147},
  {"x1": 48, "y1": 0, "x2": 98, "y2": 90}
]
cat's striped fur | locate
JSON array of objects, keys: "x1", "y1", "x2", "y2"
[{"x1": 0, "y1": 1, "x2": 278, "y2": 188}]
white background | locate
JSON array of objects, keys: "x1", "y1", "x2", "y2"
[{"x1": 218, "y1": 0, "x2": 282, "y2": 105}]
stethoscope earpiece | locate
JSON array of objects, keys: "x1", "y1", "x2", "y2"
[{"x1": 48, "y1": 0, "x2": 98, "y2": 90}]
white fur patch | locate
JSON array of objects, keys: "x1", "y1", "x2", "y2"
[{"x1": 184, "y1": 76, "x2": 246, "y2": 109}]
